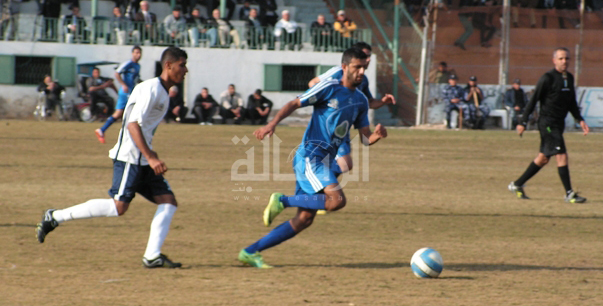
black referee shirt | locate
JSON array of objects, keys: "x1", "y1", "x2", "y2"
[{"x1": 520, "y1": 69, "x2": 583, "y2": 126}]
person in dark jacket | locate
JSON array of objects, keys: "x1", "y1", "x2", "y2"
[
  {"x1": 193, "y1": 87, "x2": 218, "y2": 125},
  {"x1": 246, "y1": 89, "x2": 273, "y2": 125}
]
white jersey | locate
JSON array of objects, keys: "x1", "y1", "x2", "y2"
[{"x1": 109, "y1": 77, "x2": 169, "y2": 165}]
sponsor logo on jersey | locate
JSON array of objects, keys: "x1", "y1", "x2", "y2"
[{"x1": 328, "y1": 98, "x2": 339, "y2": 109}]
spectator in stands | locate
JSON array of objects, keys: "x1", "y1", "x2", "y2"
[
  {"x1": 0, "y1": 0, "x2": 19, "y2": 40},
  {"x1": 207, "y1": 8, "x2": 240, "y2": 48},
  {"x1": 246, "y1": 89, "x2": 273, "y2": 125},
  {"x1": 504, "y1": 78, "x2": 529, "y2": 128},
  {"x1": 86, "y1": 67, "x2": 117, "y2": 119},
  {"x1": 428, "y1": 61, "x2": 457, "y2": 84},
  {"x1": 37, "y1": 75, "x2": 65, "y2": 117},
  {"x1": 64, "y1": 5, "x2": 88, "y2": 42},
  {"x1": 442, "y1": 74, "x2": 471, "y2": 129},
  {"x1": 258, "y1": 0, "x2": 278, "y2": 27},
  {"x1": 165, "y1": 86, "x2": 188, "y2": 123},
  {"x1": 111, "y1": 6, "x2": 134, "y2": 44},
  {"x1": 134, "y1": 1, "x2": 157, "y2": 42},
  {"x1": 245, "y1": 8, "x2": 273, "y2": 49},
  {"x1": 239, "y1": 0, "x2": 251, "y2": 20},
  {"x1": 333, "y1": 10, "x2": 357, "y2": 50},
  {"x1": 189, "y1": 8, "x2": 218, "y2": 47},
  {"x1": 219, "y1": 84, "x2": 245, "y2": 124},
  {"x1": 556, "y1": 0, "x2": 579, "y2": 29},
  {"x1": 39, "y1": 0, "x2": 62, "y2": 41},
  {"x1": 205, "y1": 0, "x2": 236, "y2": 21},
  {"x1": 164, "y1": 5, "x2": 188, "y2": 44},
  {"x1": 464, "y1": 75, "x2": 490, "y2": 129},
  {"x1": 118, "y1": 0, "x2": 140, "y2": 19},
  {"x1": 511, "y1": 0, "x2": 537, "y2": 28},
  {"x1": 311, "y1": 14, "x2": 332, "y2": 52},
  {"x1": 274, "y1": 10, "x2": 301, "y2": 51},
  {"x1": 193, "y1": 87, "x2": 218, "y2": 125}
]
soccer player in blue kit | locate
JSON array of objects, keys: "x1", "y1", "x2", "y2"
[
  {"x1": 95, "y1": 45, "x2": 142, "y2": 144},
  {"x1": 238, "y1": 48, "x2": 388, "y2": 268}
]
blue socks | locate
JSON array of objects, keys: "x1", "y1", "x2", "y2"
[
  {"x1": 280, "y1": 194, "x2": 326, "y2": 210},
  {"x1": 100, "y1": 116, "x2": 117, "y2": 133},
  {"x1": 245, "y1": 221, "x2": 297, "y2": 253}
]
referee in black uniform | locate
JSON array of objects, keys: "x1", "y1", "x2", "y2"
[{"x1": 508, "y1": 47, "x2": 589, "y2": 203}]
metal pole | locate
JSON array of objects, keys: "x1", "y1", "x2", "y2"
[
  {"x1": 91, "y1": 0, "x2": 98, "y2": 17},
  {"x1": 575, "y1": 0, "x2": 585, "y2": 87},
  {"x1": 392, "y1": 0, "x2": 400, "y2": 111},
  {"x1": 170, "y1": 0, "x2": 176, "y2": 10},
  {"x1": 416, "y1": 16, "x2": 429, "y2": 126},
  {"x1": 220, "y1": 0, "x2": 227, "y2": 18},
  {"x1": 340, "y1": 0, "x2": 345, "y2": 11},
  {"x1": 498, "y1": 0, "x2": 510, "y2": 87}
]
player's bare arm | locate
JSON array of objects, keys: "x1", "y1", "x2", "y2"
[
  {"x1": 358, "y1": 124, "x2": 387, "y2": 146},
  {"x1": 308, "y1": 76, "x2": 321, "y2": 88},
  {"x1": 115, "y1": 71, "x2": 128, "y2": 92},
  {"x1": 127, "y1": 122, "x2": 167, "y2": 175},
  {"x1": 254, "y1": 98, "x2": 301, "y2": 140},
  {"x1": 368, "y1": 94, "x2": 396, "y2": 109}
]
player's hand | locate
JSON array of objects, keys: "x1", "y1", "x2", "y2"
[
  {"x1": 148, "y1": 151, "x2": 168, "y2": 175},
  {"x1": 580, "y1": 120, "x2": 589, "y2": 136},
  {"x1": 381, "y1": 94, "x2": 396, "y2": 105},
  {"x1": 254, "y1": 124, "x2": 275, "y2": 140},
  {"x1": 122, "y1": 84, "x2": 129, "y2": 93},
  {"x1": 374, "y1": 124, "x2": 387, "y2": 139},
  {"x1": 516, "y1": 124, "x2": 525, "y2": 137}
]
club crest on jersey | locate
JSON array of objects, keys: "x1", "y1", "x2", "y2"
[{"x1": 328, "y1": 98, "x2": 339, "y2": 109}]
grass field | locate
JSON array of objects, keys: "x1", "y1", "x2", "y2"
[{"x1": 2, "y1": 120, "x2": 603, "y2": 305}]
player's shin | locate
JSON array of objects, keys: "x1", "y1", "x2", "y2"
[
  {"x1": 143, "y1": 204, "x2": 177, "y2": 260},
  {"x1": 245, "y1": 220, "x2": 297, "y2": 254},
  {"x1": 51, "y1": 199, "x2": 119, "y2": 223}
]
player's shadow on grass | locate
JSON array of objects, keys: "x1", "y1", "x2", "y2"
[
  {"x1": 446, "y1": 263, "x2": 603, "y2": 272},
  {"x1": 343, "y1": 211, "x2": 603, "y2": 220}
]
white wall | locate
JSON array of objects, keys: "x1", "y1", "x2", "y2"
[{"x1": 0, "y1": 42, "x2": 377, "y2": 119}]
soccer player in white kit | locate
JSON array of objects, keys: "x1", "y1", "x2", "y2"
[{"x1": 36, "y1": 47, "x2": 189, "y2": 268}]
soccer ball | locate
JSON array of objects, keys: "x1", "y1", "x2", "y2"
[{"x1": 410, "y1": 248, "x2": 443, "y2": 278}]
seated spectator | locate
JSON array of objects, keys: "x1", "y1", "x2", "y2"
[
  {"x1": 110, "y1": 6, "x2": 135, "y2": 44},
  {"x1": 86, "y1": 67, "x2": 117, "y2": 118},
  {"x1": 37, "y1": 75, "x2": 65, "y2": 118},
  {"x1": 246, "y1": 89, "x2": 273, "y2": 125},
  {"x1": 311, "y1": 14, "x2": 332, "y2": 52},
  {"x1": 188, "y1": 8, "x2": 218, "y2": 47},
  {"x1": 442, "y1": 74, "x2": 470, "y2": 129},
  {"x1": 245, "y1": 8, "x2": 274, "y2": 50},
  {"x1": 428, "y1": 61, "x2": 457, "y2": 84},
  {"x1": 219, "y1": 84, "x2": 245, "y2": 124},
  {"x1": 333, "y1": 10, "x2": 357, "y2": 50},
  {"x1": 164, "y1": 5, "x2": 188, "y2": 45},
  {"x1": 165, "y1": 86, "x2": 189, "y2": 123},
  {"x1": 274, "y1": 10, "x2": 301, "y2": 51},
  {"x1": 464, "y1": 76, "x2": 490, "y2": 129},
  {"x1": 134, "y1": 1, "x2": 157, "y2": 42},
  {"x1": 239, "y1": 0, "x2": 251, "y2": 20},
  {"x1": 207, "y1": 8, "x2": 241, "y2": 48},
  {"x1": 259, "y1": 0, "x2": 278, "y2": 27},
  {"x1": 64, "y1": 5, "x2": 89, "y2": 42},
  {"x1": 193, "y1": 87, "x2": 218, "y2": 125},
  {"x1": 504, "y1": 78, "x2": 529, "y2": 128}
]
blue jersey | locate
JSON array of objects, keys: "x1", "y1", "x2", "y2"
[
  {"x1": 115, "y1": 60, "x2": 141, "y2": 92},
  {"x1": 318, "y1": 66, "x2": 373, "y2": 100},
  {"x1": 297, "y1": 79, "x2": 370, "y2": 161}
]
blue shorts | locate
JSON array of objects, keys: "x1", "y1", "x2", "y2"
[
  {"x1": 293, "y1": 154, "x2": 339, "y2": 195},
  {"x1": 336, "y1": 139, "x2": 351, "y2": 160},
  {"x1": 116, "y1": 89, "x2": 130, "y2": 110},
  {"x1": 108, "y1": 160, "x2": 174, "y2": 203}
]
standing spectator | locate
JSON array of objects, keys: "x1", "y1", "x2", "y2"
[
  {"x1": 207, "y1": 8, "x2": 240, "y2": 48},
  {"x1": 239, "y1": 0, "x2": 251, "y2": 20},
  {"x1": 245, "y1": 8, "x2": 273, "y2": 49},
  {"x1": 165, "y1": 86, "x2": 188, "y2": 123},
  {"x1": 311, "y1": 14, "x2": 332, "y2": 52},
  {"x1": 258, "y1": 0, "x2": 277, "y2": 26},
  {"x1": 219, "y1": 84, "x2": 245, "y2": 124},
  {"x1": 246, "y1": 89, "x2": 273, "y2": 125},
  {"x1": 193, "y1": 87, "x2": 218, "y2": 125},
  {"x1": 189, "y1": 8, "x2": 218, "y2": 47},
  {"x1": 164, "y1": 5, "x2": 187, "y2": 45},
  {"x1": 64, "y1": 5, "x2": 88, "y2": 42},
  {"x1": 0, "y1": 0, "x2": 19, "y2": 40},
  {"x1": 205, "y1": 0, "x2": 236, "y2": 21},
  {"x1": 504, "y1": 78, "x2": 530, "y2": 128},
  {"x1": 86, "y1": 67, "x2": 117, "y2": 119},
  {"x1": 37, "y1": 75, "x2": 65, "y2": 118},
  {"x1": 442, "y1": 74, "x2": 471, "y2": 129},
  {"x1": 464, "y1": 75, "x2": 490, "y2": 129},
  {"x1": 39, "y1": 0, "x2": 62, "y2": 40},
  {"x1": 134, "y1": 1, "x2": 157, "y2": 42},
  {"x1": 333, "y1": 10, "x2": 357, "y2": 50},
  {"x1": 428, "y1": 61, "x2": 457, "y2": 84},
  {"x1": 274, "y1": 10, "x2": 301, "y2": 51}
]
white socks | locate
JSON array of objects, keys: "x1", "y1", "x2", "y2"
[
  {"x1": 52, "y1": 199, "x2": 119, "y2": 223},
  {"x1": 143, "y1": 204, "x2": 177, "y2": 260}
]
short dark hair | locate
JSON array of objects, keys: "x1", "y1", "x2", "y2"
[
  {"x1": 160, "y1": 47, "x2": 187, "y2": 66},
  {"x1": 255, "y1": 89, "x2": 262, "y2": 95},
  {"x1": 173, "y1": 4, "x2": 182, "y2": 11},
  {"x1": 439, "y1": 61, "x2": 447, "y2": 67},
  {"x1": 553, "y1": 47, "x2": 570, "y2": 58},
  {"x1": 92, "y1": 67, "x2": 99, "y2": 72},
  {"x1": 132, "y1": 45, "x2": 141, "y2": 53},
  {"x1": 202, "y1": 87, "x2": 208, "y2": 91},
  {"x1": 341, "y1": 47, "x2": 368, "y2": 65},
  {"x1": 352, "y1": 41, "x2": 372, "y2": 52},
  {"x1": 229, "y1": 84, "x2": 235, "y2": 88}
]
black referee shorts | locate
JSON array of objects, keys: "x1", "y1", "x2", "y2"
[{"x1": 538, "y1": 119, "x2": 566, "y2": 157}]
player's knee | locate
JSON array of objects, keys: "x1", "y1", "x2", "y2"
[
  {"x1": 325, "y1": 195, "x2": 346, "y2": 212},
  {"x1": 298, "y1": 214, "x2": 315, "y2": 228}
]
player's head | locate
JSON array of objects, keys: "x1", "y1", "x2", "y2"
[
  {"x1": 448, "y1": 74, "x2": 457, "y2": 86},
  {"x1": 169, "y1": 86, "x2": 178, "y2": 98},
  {"x1": 132, "y1": 45, "x2": 142, "y2": 62},
  {"x1": 92, "y1": 67, "x2": 100, "y2": 78},
  {"x1": 553, "y1": 47, "x2": 570, "y2": 73},
  {"x1": 160, "y1": 47, "x2": 188, "y2": 84},
  {"x1": 352, "y1": 42, "x2": 372, "y2": 66},
  {"x1": 341, "y1": 47, "x2": 369, "y2": 88},
  {"x1": 201, "y1": 87, "x2": 208, "y2": 97},
  {"x1": 254, "y1": 89, "x2": 262, "y2": 99},
  {"x1": 228, "y1": 84, "x2": 236, "y2": 95}
]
